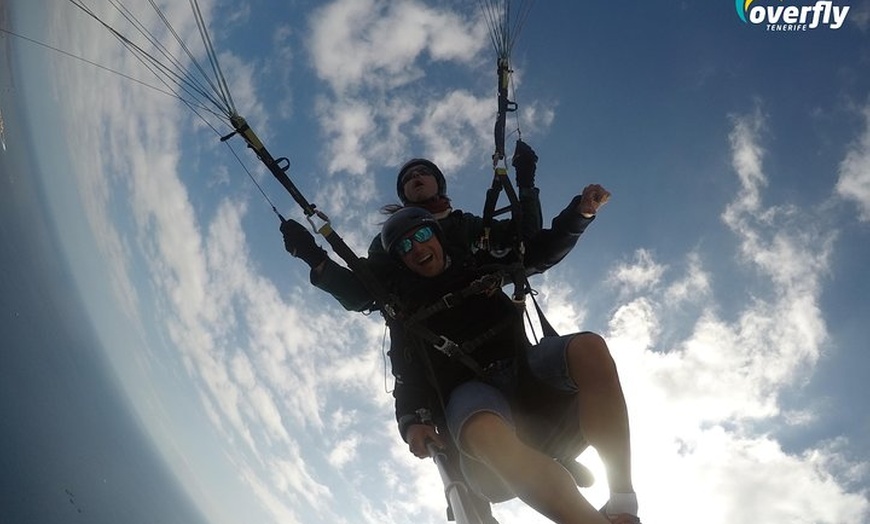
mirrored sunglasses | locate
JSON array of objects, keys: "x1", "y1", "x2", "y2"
[{"x1": 395, "y1": 226, "x2": 435, "y2": 255}]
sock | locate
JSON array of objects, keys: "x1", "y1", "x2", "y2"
[{"x1": 606, "y1": 492, "x2": 638, "y2": 516}]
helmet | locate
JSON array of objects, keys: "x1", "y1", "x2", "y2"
[
  {"x1": 396, "y1": 158, "x2": 447, "y2": 204},
  {"x1": 381, "y1": 206, "x2": 441, "y2": 255}
]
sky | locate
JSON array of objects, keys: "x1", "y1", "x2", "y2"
[{"x1": 2, "y1": 0, "x2": 870, "y2": 523}]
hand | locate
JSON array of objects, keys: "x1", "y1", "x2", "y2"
[
  {"x1": 406, "y1": 423, "x2": 445, "y2": 459},
  {"x1": 511, "y1": 139, "x2": 538, "y2": 189},
  {"x1": 575, "y1": 184, "x2": 611, "y2": 217},
  {"x1": 280, "y1": 219, "x2": 328, "y2": 269}
]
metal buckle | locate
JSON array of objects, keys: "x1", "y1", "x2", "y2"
[
  {"x1": 441, "y1": 293, "x2": 457, "y2": 308},
  {"x1": 433, "y1": 336, "x2": 459, "y2": 356}
]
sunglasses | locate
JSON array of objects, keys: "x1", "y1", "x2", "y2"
[{"x1": 395, "y1": 226, "x2": 435, "y2": 256}]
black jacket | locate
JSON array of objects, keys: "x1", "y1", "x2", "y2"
[
  {"x1": 385, "y1": 202, "x2": 594, "y2": 440},
  {"x1": 310, "y1": 193, "x2": 594, "y2": 439}
]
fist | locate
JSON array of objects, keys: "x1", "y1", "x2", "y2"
[
  {"x1": 577, "y1": 184, "x2": 611, "y2": 217},
  {"x1": 406, "y1": 424, "x2": 444, "y2": 459}
]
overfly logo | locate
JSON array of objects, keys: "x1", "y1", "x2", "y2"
[{"x1": 735, "y1": 0, "x2": 851, "y2": 30}]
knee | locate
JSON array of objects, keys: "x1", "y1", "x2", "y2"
[
  {"x1": 567, "y1": 332, "x2": 618, "y2": 383},
  {"x1": 461, "y1": 411, "x2": 516, "y2": 462}
]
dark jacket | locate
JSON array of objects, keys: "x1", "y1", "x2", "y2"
[
  {"x1": 385, "y1": 200, "x2": 594, "y2": 440},
  {"x1": 311, "y1": 187, "x2": 543, "y2": 312},
  {"x1": 386, "y1": 252, "x2": 528, "y2": 439},
  {"x1": 310, "y1": 190, "x2": 594, "y2": 439}
]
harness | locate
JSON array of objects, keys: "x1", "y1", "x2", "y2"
[
  {"x1": 397, "y1": 262, "x2": 538, "y2": 379},
  {"x1": 395, "y1": 270, "x2": 509, "y2": 373}
]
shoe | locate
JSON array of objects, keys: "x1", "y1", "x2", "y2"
[
  {"x1": 599, "y1": 505, "x2": 641, "y2": 524},
  {"x1": 557, "y1": 458, "x2": 595, "y2": 487},
  {"x1": 603, "y1": 514, "x2": 641, "y2": 524}
]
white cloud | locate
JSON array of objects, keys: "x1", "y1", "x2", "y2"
[
  {"x1": 727, "y1": 106, "x2": 769, "y2": 214},
  {"x1": 635, "y1": 427, "x2": 868, "y2": 523},
  {"x1": 52, "y1": 2, "x2": 870, "y2": 523},
  {"x1": 54, "y1": 7, "x2": 385, "y2": 520},
  {"x1": 608, "y1": 248, "x2": 667, "y2": 294},
  {"x1": 306, "y1": 0, "x2": 550, "y2": 188},
  {"x1": 328, "y1": 434, "x2": 360, "y2": 469},
  {"x1": 415, "y1": 89, "x2": 494, "y2": 172},
  {"x1": 601, "y1": 108, "x2": 867, "y2": 523},
  {"x1": 313, "y1": 86, "x2": 494, "y2": 182},
  {"x1": 308, "y1": 0, "x2": 485, "y2": 94},
  {"x1": 662, "y1": 252, "x2": 711, "y2": 305},
  {"x1": 315, "y1": 96, "x2": 378, "y2": 176},
  {"x1": 534, "y1": 275, "x2": 587, "y2": 336},
  {"x1": 836, "y1": 103, "x2": 870, "y2": 222}
]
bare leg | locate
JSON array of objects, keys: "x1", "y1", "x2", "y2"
[
  {"x1": 567, "y1": 333, "x2": 633, "y2": 495},
  {"x1": 462, "y1": 411, "x2": 610, "y2": 524}
]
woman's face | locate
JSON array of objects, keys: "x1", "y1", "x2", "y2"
[{"x1": 401, "y1": 168, "x2": 439, "y2": 203}]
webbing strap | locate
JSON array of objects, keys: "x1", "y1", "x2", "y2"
[
  {"x1": 530, "y1": 290, "x2": 559, "y2": 338},
  {"x1": 408, "y1": 272, "x2": 505, "y2": 323},
  {"x1": 403, "y1": 263, "x2": 529, "y2": 378},
  {"x1": 479, "y1": 167, "x2": 524, "y2": 255},
  {"x1": 480, "y1": 57, "x2": 523, "y2": 265},
  {"x1": 405, "y1": 314, "x2": 517, "y2": 379},
  {"x1": 406, "y1": 319, "x2": 486, "y2": 377}
]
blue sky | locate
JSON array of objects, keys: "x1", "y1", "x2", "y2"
[{"x1": 2, "y1": 0, "x2": 870, "y2": 523}]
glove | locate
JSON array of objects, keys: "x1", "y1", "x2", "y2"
[
  {"x1": 280, "y1": 219, "x2": 328, "y2": 269},
  {"x1": 511, "y1": 139, "x2": 538, "y2": 189}
]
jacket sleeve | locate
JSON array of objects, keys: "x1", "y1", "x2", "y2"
[
  {"x1": 309, "y1": 236, "x2": 396, "y2": 312},
  {"x1": 310, "y1": 259, "x2": 376, "y2": 312},
  {"x1": 388, "y1": 328, "x2": 439, "y2": 442},
  {"x1": 524, "y1": 195, "x2": 595, "y2": 275}
]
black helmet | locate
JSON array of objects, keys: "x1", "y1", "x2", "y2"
[
  {"x1": 381, "y1": 207, "x2": 441, "y2": 255},
  {"x1": 396, "y1": 158, "x2": 447, "y2": 204}
]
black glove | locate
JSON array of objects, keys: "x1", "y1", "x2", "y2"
[
  {"x1": 511, "y1": 139, "x2": 538, "y2": 189},
  {"x1": 280, "y1": 219, "x2": 328, "y2": 269}
]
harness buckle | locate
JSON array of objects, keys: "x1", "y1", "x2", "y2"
[
  {"x1": 480, "y1": 273, "x2": 503, "y2": 292},
  {"x1": 441, "y1": 293, "x2": 457, "y2": 308},
  {"x1": 383, "y1": 302, "x2": 397, "y2": 320},
  {"x1": 433, "y1": 336, "x2": 459, "y2": 357}
]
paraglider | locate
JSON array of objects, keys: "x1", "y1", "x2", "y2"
[{"x1": 5, "y1": 1, "x2": 641, "y2": 522}]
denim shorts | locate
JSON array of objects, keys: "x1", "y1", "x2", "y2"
[{"x1": 443, "y1": 334, "x2": 583, "y2": 501}]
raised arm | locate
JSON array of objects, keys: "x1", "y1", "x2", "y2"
[
  {"x1": 524, "y1": 184, "x2": 611, "y2": 275},
  {"x1": 280, "y1": 218, "x2": 377, "y2": 311}
]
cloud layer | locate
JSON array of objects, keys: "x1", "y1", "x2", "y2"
[{"x1": 44, "y1": 0, "x2": 870, "y2": 523}]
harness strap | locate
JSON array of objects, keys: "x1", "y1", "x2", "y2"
[
  {"x1": 404, "y1": 318, "x2": 486, "y2": 377},
  {"x1": 530, "y1": 290, "x2": 559, "y2": 338},
  {"x1": 411, "y1": 259, "x2": 531, "y2": 320},
  {"x1": 404, "y1": 313, "x2": 518, "y2": 379},
  {"x1": 479, "y1": 167, "x2": 524, "y2": 257},
  {"x1": 409, "y1": 272, "x2": 506, "y2": 322},
  {"x1": 459, "y1": 316, "x2": 518, "y2": 356},
  {"x1": 401, "y1": 260, "x2": 533, "y2": 380}
]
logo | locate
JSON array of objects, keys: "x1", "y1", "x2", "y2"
[{"x1": 736, "y1": 0, "x2": 851, "y2": 30}]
